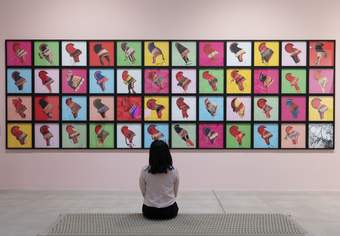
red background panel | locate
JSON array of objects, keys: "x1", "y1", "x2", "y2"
[
  {"x1": 89, "y1": 41, "x2": 115, "y2": 66},
  {"x1": 116, "y1": 96, "x2": 142, "y2": 121},
  {"x1": 309, "y1": 41, "x2": 334, "y2": 66},
  {"x1": 34, "y1": 96, "x2": 60, "y2": 121}
]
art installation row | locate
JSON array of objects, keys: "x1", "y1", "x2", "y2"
[{"x1": 5, "y1": 40, "x2": 335, "y2": 149}]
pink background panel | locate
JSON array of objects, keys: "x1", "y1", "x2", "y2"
[
  {"x1": 61, "y1": 69, "x2": 88, "y2": 93},
  {"x1": 6, "y1": 41, "x2": 32, "y2": 66},
  {"x1": 309, "y1": 69, "x2": 334, "y2": 94},
  {"x1": 281, "y1": 96, "x2": 306, "y2": 121},
  {"x1": 253, "y1": 69, "x2": 279, "y2": 94},
  {"x1": 198, "y1": 123, "x2": 224, "y2": 148},
  {"x1": 199, "y1": 42, "x2": 224, "y2": 66},
  {"x1": 144, "y1": 69, "x2": 169, "y2": 94},
  {"x1": 281, "y1": 124, "x2": 306, "y2": 148},
  {"x1": 89, "y1": 96, "x2": 114, "y2": 121},
  {"x1": 7, "y1": 96, "x2": 32, "y2": 121}
]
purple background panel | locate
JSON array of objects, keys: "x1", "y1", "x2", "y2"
[
  {"x1": 34, "y1": 123, "x2": 60, "y2": 148},
  {"x1": 226, "y1": 96, "x2": 252, "y2": 121},
  {"x1": 34, "y1": 69, "x2": 60, "y2": 93},
  {"x1": 171, "y1": 69, "x2": 197, "y2": 94},
  {"x1": 281, "y1": 41, "x2": 307, "y2": 66}
]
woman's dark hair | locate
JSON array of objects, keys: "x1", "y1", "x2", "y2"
[{"x1": 148, "y1": 140, "x2": 173, "y2": 174}]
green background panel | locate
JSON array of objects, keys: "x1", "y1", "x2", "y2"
[
  {"x1": 171, "y1": 41, "x2": 197, "y2": 66},
  {"x1": 62, "y1": 123, "x2": 87, "y2": 148},
  {"x1": 34, "y1": 41, "x2": 60, "y2": 66},
  {"x1": 171, "y1": 123, "x2": 196, "y2": 148},
  {"x1": 199, "y1": 69, "x2": 224, "y2": 94},
  {"x1": 226, "y1": 123, "x2": 251, "y2": 148},
  {"x1": 254, "y1": 96, "x2": 279, "y2": 121},
  {"x1": 281, "y1": 69, "x2": 307, "y2": 94},
  {"x1": 89, "y1": 123, "x2": 114, "y2": 148},
  {"x1": 116, "y1": 41, "x2": 142, "y2": 66}
]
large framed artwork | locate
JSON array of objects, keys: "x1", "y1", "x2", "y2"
[{"x1": 5, "y1": 40, "x2": 335, "y2": 149}]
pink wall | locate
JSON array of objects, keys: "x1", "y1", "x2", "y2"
[{"x1": 0, "y1": 0, "x2": 339, "y2": 190}]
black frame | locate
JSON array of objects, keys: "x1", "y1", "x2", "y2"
[{"x1": 5, "y1": 39, "x2": 336, "y2": 150}]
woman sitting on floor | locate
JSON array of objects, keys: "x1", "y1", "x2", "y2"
[{"x1": 139, "y1": 140, "x2": 179, "y2": 220}]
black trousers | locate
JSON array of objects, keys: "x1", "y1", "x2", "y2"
[{"x1": 142, "y1": 202, "x2": 178, "y2": 220}]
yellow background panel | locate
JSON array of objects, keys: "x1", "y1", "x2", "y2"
[
  {"x1": 144, "y1": 41, "x2": 169, "y2": 66},
  {"x1": 309, "y1": 96, "x2": 334, "y2": 121},
  {"x1": 254, "y1": 41, "x2": 279, "y2": 66},
  {"x1": 7, "y1": 123, "x2": 32, "y2": 148},
  {"x1": 226, "y1": 69, "x2": 252, "y2": 94},
  {"x1": 144, "y1": 96, "x2": 169, "y2": 121}
]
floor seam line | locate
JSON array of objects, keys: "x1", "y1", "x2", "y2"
[{"x1": 212, "y1": 190, "x2": 226, "y2": 215}]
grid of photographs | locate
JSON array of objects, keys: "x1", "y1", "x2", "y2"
[{"x1": 5, "y1": 40, "x2": 335, "y2": 149}]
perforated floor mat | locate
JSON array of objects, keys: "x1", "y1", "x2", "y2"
[{"x1": 39, "y1": 213, "x2": 308, "y2": 236}]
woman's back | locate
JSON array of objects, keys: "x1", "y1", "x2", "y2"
[
  {"x1": 139, "y1": 140, "x2": 179, "y2": 220},
  {"x1": 140, "y1": 166, "x2": 179, "y2": 208}
]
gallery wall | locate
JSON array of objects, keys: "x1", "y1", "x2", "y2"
[{"x1": 0, "y1": 0, "x2": 339, "y2": 190}]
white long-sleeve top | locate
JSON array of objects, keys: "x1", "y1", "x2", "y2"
[{"x1": 139, "y1": 166, "x2": 179, "y2": 208}]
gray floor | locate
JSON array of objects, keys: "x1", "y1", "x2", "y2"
[{"x1": 0, "y1": 191, "x2": 339, "y2": 236}]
